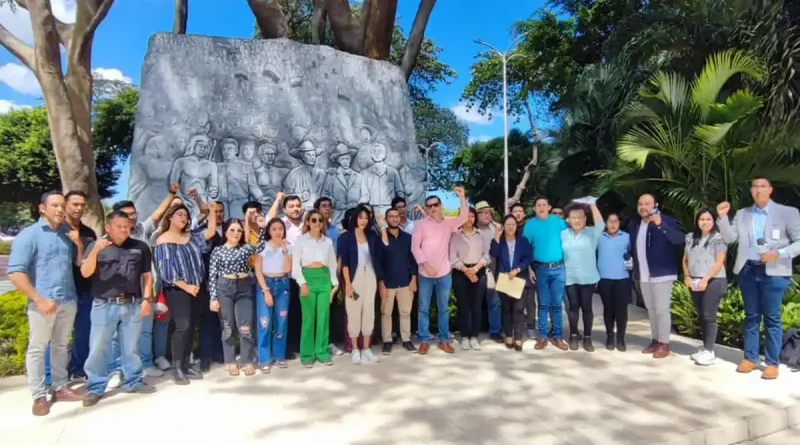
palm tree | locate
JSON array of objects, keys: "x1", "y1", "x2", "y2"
[{"x1": 595, "y1": 49, "x2": 800, "y2": 228}]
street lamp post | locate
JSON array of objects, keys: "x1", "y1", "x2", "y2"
[{"x1": 475, "y1": 32, "x2": 528, "y2": 215}]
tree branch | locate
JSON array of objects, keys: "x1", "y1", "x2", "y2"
[
  {"x1": 311, "y1": 0, "x2": 326, "y2": 44},
  {"x1": 173, "y1": 0, "x2": 188, "y2": 34},
  {"x1": 358, "y1": 0, "x2": 372, "y2": 49},
  {"x1": 523, "y1": 96, "x2": 539, "y2": 165},
  {"x1": 0, "y1": 24, "x2": 35, "y2": 70},
  {"x1": 249, "y1": 0, "x2": 288, "y2": 39},
  {"x1": 401, "y1": 0, "x2": 436, "y2": 81},
  {"x1": 508, "y1": 156, "x2": 537, "y2": 207},
  {"x1": 362, "y1": 0, "x2": 397, "y2": 60},
  {"x1": 14, "y1": 0, "x2": 73, "y2": 47},
  {"x1": 326, "y1": 0, "x2": 362, "y2": 54}
]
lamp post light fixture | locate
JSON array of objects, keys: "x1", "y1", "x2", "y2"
[{"x1": 474, "y1": 32, "x2": 529, "y2": 215}]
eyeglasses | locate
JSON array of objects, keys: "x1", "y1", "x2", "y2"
[
  {"x1": 121, "y1": 211, "x2": 137, "y2": 219},
  {"x1": 309, "y1": 218, "x2": 322, "y2": 223},
  {"x1": 427, "y1": 202, "x2": 440, "y2": 209}
]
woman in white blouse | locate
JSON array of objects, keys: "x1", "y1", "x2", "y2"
[
  {"x1": 291, "y1": 210, "x2": 339, "y2": 368},
  {"x1": 254, "y1": 218, "x2": 292, "y2": 372}
]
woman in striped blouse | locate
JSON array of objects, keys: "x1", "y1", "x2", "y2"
[{"x1": 153, "y1": 203, "x2": 217, "y2": 385}]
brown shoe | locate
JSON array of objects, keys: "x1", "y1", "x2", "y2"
[
  {"x1": 642, "y1": 340, "x2": 657, "y2": 354},
  {"x1": 32, "y1": 398, "x2": 49, "y2": 416},
  {"x1": 736, "y1": 359, "x2": 758, "y2": 374},
  {"x1": 438, "y1": 342, "x2": 455, "y2": 354},
  {"x1": 418, "y1": 343, "x2": 430, "y2": 355},
  {"x1": 762, "y1": 366, "x2": 779, "y2": 380},
  {"x1": 653, "y1": 343, "x2": 670, "y2": 359},
  {"x1": 53, "y1": 388, "x2": 82, "y2": 402},
  {"x1": 243, "y1": 364, "x2": 256, "y2": 376},
  {"x1": 227, "y1": 364, "x2": 240, "y2": 376},
  {"x1": 551, "y1": 338, "x2": 569, "y2": 351},
  {"x1": 534, "y1": 339, "x2": 548, "y2": 350}
]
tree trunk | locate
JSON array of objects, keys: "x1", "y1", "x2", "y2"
[
  {"x1": 173, "y1": 0, "x2": 188, "y2": 34},
  {"x1": 362, "y1": 0, "x2": 397, "y2": 60},
  {"x1": 325, "y1": 0, "x2": 363, "y2": 54},
  {"x1": 506, "y1": 97, "x2": 541, "y2": 206},
  {"x1": 249, "y1": 0, "x2": 288, "y2": 39},
  {"x1": 523, "y1": 97, "x2": 539, "y2": 165},
  {"x1": 401, "y1": 0, "x2": 436, "y2": 80},
  {"x1": 311, "y1": 0, "x2": 326, "y2": 44},
  {"x1": 508, "y1": 158, "x2": 537, "y2": 207}
]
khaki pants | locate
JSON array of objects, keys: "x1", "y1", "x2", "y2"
[
  {"x1": 346, "y1": 266, "x2": 377, "y2": 337},
  {"x1": 381, "y1": 286, "x2": 413, "y2": 343}
]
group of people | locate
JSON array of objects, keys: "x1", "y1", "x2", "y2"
[{"x1": 8, "y1": 177, "x2": 799, "y2": 417}]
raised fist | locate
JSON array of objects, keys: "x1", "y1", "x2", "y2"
[
  {"x1": 170, "y1": 183, "x2": 180, "y2": 194},
  {"x1": 717, "y1": 201, "x2": 731, "y2": 218}
]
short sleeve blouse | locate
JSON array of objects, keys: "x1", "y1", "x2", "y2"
[{"x1": 153, "y1": 230, "x2": 210, "y2": 287}]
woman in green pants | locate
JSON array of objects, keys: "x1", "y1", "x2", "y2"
[{"x1": 291, "y1": 210, "x2": 340, "y2": 367}]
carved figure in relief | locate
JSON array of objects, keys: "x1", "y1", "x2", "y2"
[
  {"x1": 360, "y1": 142, "x2": 405, "y2": 216},
  {"x1": 253, "y1": 142, "x2": 289, "y2": 209},
  {"x1": 322, "y1": 143, "x2": 365, "y2": 224},
  {"x1": 168, "y1": 134, "x2": 219, "y2": 216},
  {"x1": 222, "y1": 138, "x2": 265, "y2": 219},
  {"x1": 282, "y1": 140, "x2": 326, "y2": 209}
]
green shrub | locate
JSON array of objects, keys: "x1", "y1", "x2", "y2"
[
  {"x1": 0, "y1": 290, "x2": 29, "y2": 376},
  {"x1": 670, "y1": 282, "x2": 699, "y2": 338},
  {"x1": 0, "y1": 241, "x2": 11, "y2": 255},
  {"x1": 717, "y1": 285, "x2": 746, "y2": 348}
]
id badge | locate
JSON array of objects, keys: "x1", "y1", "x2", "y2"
[{"x1": 772, "y1": 227, "x2": 781, "y2": 241}]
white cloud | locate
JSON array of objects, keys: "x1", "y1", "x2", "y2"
[
  {"x1": 451, "y1": 103, "x2": 493, "y2": 125},
  {"x1": 468, "y1": 134, "x2": 494, "y2": 144},
  {"x1": 0, "y1": 0, "x2": 76, "y2": 44},
  {"x1": 0, "y1": 99, "x2": 32, "y2": 114},
  {"x1": 92, "y1": 68, "x2": 132, "y2": 84},
  {"x1": 0, "y1": 63, "x2": 40, "y2": 95}
]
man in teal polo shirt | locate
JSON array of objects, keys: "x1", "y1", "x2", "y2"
[{"x1": 523, "y1": 197, "x2": 569, "y2": 350}]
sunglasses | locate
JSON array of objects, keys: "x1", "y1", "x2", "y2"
[
  {"x1": 309, "y1": 218, "x2": 322, "y2": 223},
  {"x1": 427, "y1": 202, "x2": 440, "y2": 209}
]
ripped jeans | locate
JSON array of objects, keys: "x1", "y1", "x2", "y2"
[
  {"x1": 256, "y1": 276, "x2": 290, "y2": 365},
  {"x1": 217, "y1": 277, "x2": 255, "y2": 365}
]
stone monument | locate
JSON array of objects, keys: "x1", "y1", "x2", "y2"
[{"x1": 128, "y1": 33, "x2": 426, "y2": 222}]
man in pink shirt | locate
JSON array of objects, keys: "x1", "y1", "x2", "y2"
[{"x1": 411, "y1": 186, "x2": 469, "y2": 355}]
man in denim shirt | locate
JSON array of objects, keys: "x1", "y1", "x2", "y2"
[{"x1": 7, "y1": 191, "x2": 85, "y2": 416}]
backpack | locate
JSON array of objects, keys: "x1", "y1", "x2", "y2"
[{"x1": 780, "y1": 328, "x2": 800, "y2": 369}]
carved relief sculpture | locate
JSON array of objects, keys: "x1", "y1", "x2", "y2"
[
  {"x1": 360, "y1": 142, "x2": 405, "y2": 216},
  {"x1": 322, "y1": 143, "x2": 364, "y2": 224},
  {"x1": 168, "y1": 134, "x2": 219, "y2": 217},
  {"x1": 282, "y1": 140, "x2": 326, "y2": 210}
]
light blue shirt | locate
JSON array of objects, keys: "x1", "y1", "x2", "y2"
[
  {"x1": 523, "y1": 216, "x2": 568, "y2": 263},
  {"x1": 597, "y1": 231, "x2": 630, "y2": 280},
  {"x1": 750, "y1": 202, "x2": 770, "y2": 260},
  {"x1": 7, "y1": 218, "x2": 78, "y2": 303},
  {"x1": 327, "y1": 225, "x2": 341, "y2": 255},
  {"x1": 561, "y1": 220, "x2": 605, "y2": 285}
]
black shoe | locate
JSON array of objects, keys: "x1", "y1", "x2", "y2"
[
  {"x1": 569, "y1": 335, "x2": 580, "y2": 351},
  {"x1": 126, "y1": 382, "x2": 157, "y2": 394},
  {"x1": 172, "y1": 362, "x2": 190, "y2": 386},
  {"x1": 514, "y1": 343, "x2": 523, "y2": 352},
  {"x1": 382, "y1": 342, "x2": 392, "y2": 355},
  {"x1": 606, "y1": 334, "x2": 615, "y2": 351},
  {"x1": 286, "y1": 351, "x2": 297, "y2": 360},
  {"x1": 616, "y1": 333, "x2": 627, "y2": 352},
  {"x1": 183, "y1": 363, "x2": 203, "y2": 380},
  {"x1": 583, "y1": 337, "x2": 595, "y2": 352},
  {"x1": 200, "y1": 358, "x2": 212, "y2": 373},
  {"x1": 82, "y1": 393, "x2": 102, "y2": 407},
  {"x1": 402, "y1": 341, "x2": 417, "y2": 353},
  {"x1": 489, "y1": 333, "x2": 503, "y2": 343}
]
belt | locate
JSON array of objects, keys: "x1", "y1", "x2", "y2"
[
  {"x1": 101, "y1": 294, "x2": 141, "y2": 304},
  {"x1": 222, "y1": 273, "x2": 251, "y2": 279},
  {"x1": 746, "y1": 260, "x2": 766, "y2": 267},
  {"x1": 535, "y1": 261, "x2": 563, "y2": 269}
]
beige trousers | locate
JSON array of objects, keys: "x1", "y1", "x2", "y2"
[
  {"x1": 346, "y1": 266, "x2": 377, "y2": 337},
  {"x1": 381, "y1": 286, "x2": 413, "y2": 343}
]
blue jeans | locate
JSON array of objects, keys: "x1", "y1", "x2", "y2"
[
  {"x1": 536, "y1": 263, "x2": 566, "y2": 338},
  {"x1": 738, "y1": 264, "x2": 790, "y2": 367},
  {"x1": 139, "y1": 312, "x2": 170, "y2": 369},
  {"x1": 418, "y1": 274, "x2": 452, "y2": 344},
  {"x1": 256, "y1": 277, "x2": 291, "y2": 365},
  {"x1": 84, "y1": 300, "x2": 144, "y2": 395},
  {"x1": 486, "y1": 288, "x2": 502, "y2": 335}
]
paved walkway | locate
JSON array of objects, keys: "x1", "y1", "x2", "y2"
[{"x1": 0, "y1": 298, "x2": 798, "y2": 445}]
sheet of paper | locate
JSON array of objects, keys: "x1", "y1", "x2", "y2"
[{"x1": 496, "y1": 272, "x2": 526, "y2": 299}]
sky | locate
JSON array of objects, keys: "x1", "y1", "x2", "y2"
[{"x1": 0, "y1": 0, "x2": 549, "y2": 210}]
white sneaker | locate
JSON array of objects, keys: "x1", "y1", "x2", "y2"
[
  {"x1": 361, "y1": 348, "x2": 380, "y2": 364},
  {"x1": 351, "y1": 349, "x2": 361, "y2": 365},
  {"x1": 469, "y1": 337, "x2": 482, "y2": 350},
  {"x1": 690, "y1": 348, "x2": 705, "y2": 362},
  {"x1": 143, "y1": 367, "x2": 164, "y2": 378},
  {"x1": 330, "y1": 343, "x2": 345, "y2": 356},
  {"x1": 460, "y1": 338, "x2": 471, "y2": 350},
  {"x1": 154, "y1": 357, "x2": 171, "y2": 371},
  {"x1": 107, "y1": 371, "x2": 123, "y2": 388},
  {"x1": 694, "y1": 349, "x2": 716, "y2": 366}
]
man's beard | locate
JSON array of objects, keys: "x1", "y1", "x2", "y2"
[{"x1": 388, "y1": 223, "x2": 400, "y2": 229}]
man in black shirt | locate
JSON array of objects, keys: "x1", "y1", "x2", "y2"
[
  {"x1": 195, "y1": 200, "x2": 225, "y2": 371},
  {"x1": 379, "y1": 208, "x2": 418, "y2": 355},
  {"x1": 80, "y1": 210, "x2": 157, "y2": 406}
]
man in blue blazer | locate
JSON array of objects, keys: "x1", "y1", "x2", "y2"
[{"x1": 718, "y1": 178, "x2": 800, "y2": 379}]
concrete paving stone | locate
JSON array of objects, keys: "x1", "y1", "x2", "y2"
[{"x1": 0, "y1": 296, "x2": 798, "y2": 445}]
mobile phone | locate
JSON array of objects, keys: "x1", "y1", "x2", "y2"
[{"x1": 353, "y1": 292, "x2": 360, "y2": 301}]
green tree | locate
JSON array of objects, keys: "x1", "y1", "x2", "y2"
[
  {"x1": 0, "y1": 202, "x2": 33, "y2": 230},
  {"x1": 594, "y1": 50, "x2": 800, "y2": 228}
]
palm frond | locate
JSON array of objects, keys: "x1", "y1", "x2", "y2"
[{"x1": 691, "y1": 50, "x2": 766, "y2": 119}]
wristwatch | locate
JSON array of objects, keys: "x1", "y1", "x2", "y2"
[{"x1": 143, "y1": 296, "x2": 154, "y2": 303}]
